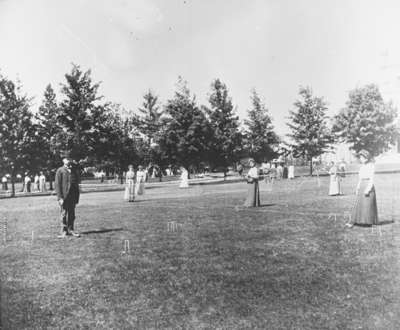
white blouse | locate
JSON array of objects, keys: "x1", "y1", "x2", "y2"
[
  {"x1": 329, "y1": 165, "x2": 337, "y2": 176},
  {"x1": 357, "y1": 163, "x2": 375, "y2": 192},
  {"x1": 126, "y1": 170, "x2": 135, "y2": 181},
  {"x1": 358, "y1": 163, "x2": 374, "y2": 179},
  {"x1": 247, "y1": 167, "x2": 259, "y2": 179},
  {"x1": 136, "y1": 170, "x2": 146, "y2": 183},
  {"x1": 181, "y1": 169, "x2": 188, "y2": 180}
]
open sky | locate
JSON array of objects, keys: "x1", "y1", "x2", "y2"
[{"x1": 1, "y1": 0, "x2": 400, "y2": 135}]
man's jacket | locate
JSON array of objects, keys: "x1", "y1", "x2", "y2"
[{"x1": 55, "y1": 166, "x2": 80, "y2": 204}]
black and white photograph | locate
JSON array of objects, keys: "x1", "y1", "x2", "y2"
[{"x1": 1, "y1": 0, "x2": 400, "y2": 328}]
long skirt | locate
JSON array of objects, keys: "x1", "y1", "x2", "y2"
[
  {"x1": 179, "y1": 178, "x2": 189, "y2": 188},
  {"x1": 351, "y1": 181, "x2": 378, "y2": 225},
  {"x1": 124, "y1": 180, "x2": 135, "y2": 202},
  {"x1": 135, "y1": 182, "x2": 145, "y2": 196},
  {"x1": 288, "y1": 166, "x2": 295, "y2": 179},
  {"x1": 39, "y1": 181, "x2": 46, "y2": 192},
  {"x1": 244, "y1": 181, "x2": 260, "y2": 207},
  {"x1": 329, "y1": 175, "x2": 340, "y2": 195}
]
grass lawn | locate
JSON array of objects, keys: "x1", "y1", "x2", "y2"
[{"x1": 1, "y1": 174, "x2": 400, "y2": 329}]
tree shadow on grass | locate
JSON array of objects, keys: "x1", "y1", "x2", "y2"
[{"x1": 81, "y1": 228, "x2": 124, "y2": 235}]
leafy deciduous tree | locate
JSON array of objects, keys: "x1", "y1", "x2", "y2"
[{"x1": 333, "y1": 84, "x2": 398, "y2": 157}]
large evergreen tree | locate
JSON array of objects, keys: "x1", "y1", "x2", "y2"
[
  {"x1": 35, "y1": 84, "x2": 61, "y2": 188},
  {"x1": 333, "y1": 84, "x2": 398, "y2": 157},
  {"x1": 58, "y1": 64, "x2": 103, "y2": 163},
  {"x1": 159, "y1": 78, "x2": 211, "y2": 169},
  {"x1": 287, "y1": 86, "x2": 332, "y2": 175},
  {"x1": 0, "y1": 75, "x2": 34, "y2": 196},
  {"x1": 133, "y1": 90, "x2": 163, "y2": 144},
  {"x1": 203, "y1": 79, "x2": 242, "y2": 174},
  {"x1": 244, "y1": 89, "x2": 279, "y2": 162},
  {"x1": 131, "y1": 90, "x2": 165, "y2": 165}
]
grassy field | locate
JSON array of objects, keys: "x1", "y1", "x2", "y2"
[{"x1": 1, "y1": 174, "x2": 400, "y2": 329}]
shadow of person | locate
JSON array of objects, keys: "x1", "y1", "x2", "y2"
[
  {"x1": 377, "y1": 220, "x2": 395, "y2": 226},
  {"x1": 259, "y1": 203, "x2": 277, "y2": 208},
  {"x1": 80, "y1": 228, "x2": 124, "y2": 235}
]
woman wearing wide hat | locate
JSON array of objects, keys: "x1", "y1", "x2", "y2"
[
  {"x1": 346, "y1": 150, "x2": 378, "y2": 227},
  {"x1": 244, "y1": 158, "x2": 261, "y2": 207}
]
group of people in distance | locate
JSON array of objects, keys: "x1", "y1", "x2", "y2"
[
  {"x1": 25, "y1": 171, "x2": 48, "y2": 193},
  {"x1": 327, "y1": 160, "x2": 346, "y2": 196},
  {"x1": 123, "y1": 164, "x2": 190, "y2": 202},
  {"x1": 1, "y1": 171, "x2": 48, "y2": 193},
  {"x1": 243, "y1": 149, "x2": 379, "y2": 228},
  {"x1": 261, "y1": 162, "x2": 295, "y2": 183},
  {"x1": 124, "y1": 165, "x2": 147, "y2": 202}
]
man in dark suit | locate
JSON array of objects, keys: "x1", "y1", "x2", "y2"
[{"x1": 55, "y1": 153, "x2": 81, "y2": 238}]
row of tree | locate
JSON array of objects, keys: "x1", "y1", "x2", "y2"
[{"x1": 0, "y1": 64, "x2": 398, "y2": 195}]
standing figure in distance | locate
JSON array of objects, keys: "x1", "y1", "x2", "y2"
[
  {"x1": 237, "y1": 163, "x2": 244, "y2": 177},
  {"x1": 34, "y1": 173, "x2": 40, "y2": 191},
  {"x1": 338, "y1": 159, "x2": 346, "y2": 194},
  {"x1": 1, "y1": 175, "x2": 8, "y2": 191},
  {"x1": 39, "y1": 171, "x2": 47, "y2": 192},
  {"x1": 263, "y1": 163, "x2": 271, "y2": 184},
  {"x1": 276, "y1": 163, "x2": 283, "y2": 180},
  {"x1": 244, "y1": 158, "x2": 260, "y2": 207},
  {"x1": 55, "y1": 153, "x2": 81, "y2": 238},
  {"x1": 24, "y1": 173, "x2": 31, "y2": 193},
  {"x1": 346, "y1": 150, "x2": 378, "y2": 227},
  {"x1": 179, "y1": 166, "x2": 189, "y2": 188},
  {"x1": 124, "y1": 165, "x2": 135, "y2": 202},
  {"x1": 288, "y1": 164, "x2": 295, "y2": 179},
  {"x1": 328, "y1": 161, "x2": 341, "y2": 196},
  {"x1": 135, "y1": 165, "x2": 147, "y2": 196},
  {"x1": 269, "y1": 163, "x2": 277, "y2": 184},
  {"x1": 283, "y1": 164, "x2": 288, "y2": 179}
]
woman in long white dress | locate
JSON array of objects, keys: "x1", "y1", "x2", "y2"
[
  {"x1": 288, "y1": 164, "x2": 295, "y2": 179},
  {"x1": 179, "y1": 166, "x2": 189, "y2": 188},
  {"x1": 328, "y1": 161, "x2": 341, "y2": 196},
  {"x1": 124, "y1": 165, "x2": 135, "y2": 202},
  {"x1": 135, "y1": 165, "x2": 146, "y2": 196},
  {"x1": 346, "y1": 150, "x2": 378, "y2": 227},
  {"x1": 39, "y1": 171, "x2": 47, "y2": 192},
  {"x1": 34, "y1": 174, "x2": 40, "y2": 191},
  {"x1": 244, "y1": 159, "x2": 261, "y2": 207}
]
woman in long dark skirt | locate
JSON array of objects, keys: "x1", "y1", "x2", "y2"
[
  {"x1": 244, "y1": 159, "x2": 261, "y2": 207},
  {"x1": 346, "y1": 150, "x2": 378, "y2": 227}
]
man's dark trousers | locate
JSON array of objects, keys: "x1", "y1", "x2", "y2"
[{"x1": 60, "y1": 185, "x2": 79, "y2": 233}]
